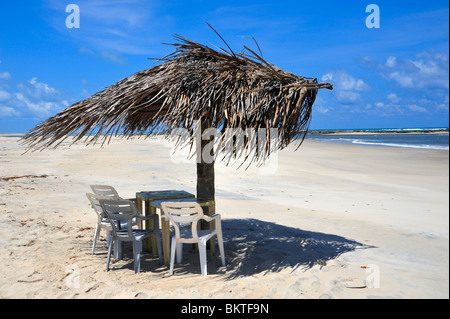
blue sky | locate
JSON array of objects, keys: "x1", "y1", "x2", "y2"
[{"x1": 0, "y1": 0, "x2": 448, "y2": 133}]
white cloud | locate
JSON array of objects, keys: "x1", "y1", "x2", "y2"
[
  {"x1": 0, "y1": 90, "x2": 11, "y2": 101},
  {"x1": 411, "y1": 59, "x2": 440, "y2": 76},
  {"x1": 0, "y1": 72, "x2": 11, "y2": 80},
  {"x1": 79, "y1": 46, "x2": 127, "y2": 64},
  {"x1": 0, "y1": 106, "x2": 20, "y2": 117},
  {"x1": 387, "y1": 93, "x2": 401, "y2": 103},
  {"x1": 385, "y1": 53, "x2": 448, "y2": 90},
  {"x1": 0, "y1": 69, "x2": 67, "y2": 119},
  {"x1": 386, "y1": 56, "x2": 397, "y2": 68},
  {"x1": 29, "y1": 77, "x2": 58, "y2": 97},
  {"x1": 362, "y1": 51, "x2": 449, "y2": 91},
  {"x1": 98, "y1": 50, "x2": 127, "y2": 64},
  {"x1": 321, "y1": 73, "x2": 333, "y2": 82},
  {"x1": 79, "y1": 47, "x2": 95, "y2": 55},
  {"x1": 16, "y1": 77, "x2": 60, "y2": 102},
  {"x1": 322, "y1": 71, "x2": 370, "y2": 92},
  {"x1": 337, "y1": 91, "x2": 360, "y2": 103},
  {"x1": 315, "y1": 105, "x2": 329, "y2": 114},
  {"x1": 322, "y1": 70, "x2": 370, "y2": 104},
  {"x1": 14, "y1": 93, "x2": 66, "y2": 117},
  {"x1": 436, "y1": 95, "x2": 449, "y2": 111},
  {"x1": 374, "y1": 97, "x2": 431, "y2": 115},
  {"x1": 46, "y1": 0, "x2": 162, "y2": 57},
  {"x1": 408, "y1": 105, "x2": 428, "y2": 113},
  {"x1": 340, "y1": 75, "x2": 370, "y2": 92},
  {"x1": 359, "y1": 51, "x2": 448, "y2": 117},
  {"x1": 389, "y1": 72, "x2": 414, "y2": 88},
  {"x1": 313, "y1": 96, "x2": 330, "y2": 114},
  {"x1": 79, "y1": 1, "x2": 149, "y2": 28},
  {"x1": 106, "y1": 29, "x2": 128, "y2": 38}
]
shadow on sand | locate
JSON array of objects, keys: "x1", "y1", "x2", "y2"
[
  {"x1": 107, "y1": 218, "x2": 373, "y2": 277},
  {"x1": 217, "y1": 219, "x2": 373, "y2": 279},
  {"x1": 140, "y1": 218, "x2": 374, "y2": 278}
]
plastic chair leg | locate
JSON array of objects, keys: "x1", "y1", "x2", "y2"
[
  {"x1": 106, "y1": 236, "x2": 113, "y2": 271},
  {"x1": 176, "y1": 242, "x2": 183, "y2": 263},
  {"x1": 170, "y1": 236, "x2": 177, "y2": 275},
  {"x1": 198, "y1": 241, "x2": 208, "y2": 276},
  {"x1": 113, "y1": 239, "x2": 124, "y2": 261},
  {"x1": 92, "y1": 224, "x2": 100, "y2": 255},
  {"x1": 217, "y1": 234, "x2": 225, "y2": 266},
  {"x1": 133, "y1": 240, "x2": 142, "y2": 273},
  {"x1": 106, "y1": 230, "x2": 111, "y2": 245}
]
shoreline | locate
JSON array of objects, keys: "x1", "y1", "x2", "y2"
[
  {"x1": 308, "y1": 129, "x2": 449, "y2": 135},
  {"x1": 3, "y1": 130, "x2": 448, "y2": 152},
  {"x1": 2, "y1": 128, "x2": 449, "y2": 137}
]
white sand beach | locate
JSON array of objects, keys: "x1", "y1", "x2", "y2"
[{"x1": 0, "y1": 135, "x2": 448, "y2": 299}]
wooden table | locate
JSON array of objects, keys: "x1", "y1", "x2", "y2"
[
  {"x1": 150, "y1": 198, "x2": 216, "y2": 266},
  {"x1": 135, "y1": 190, "x2": 195, "y2": 258}
]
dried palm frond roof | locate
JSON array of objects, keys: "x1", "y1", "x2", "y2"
[{"x1": 21, "y1": 32, "x2": 332, "y2": 164}]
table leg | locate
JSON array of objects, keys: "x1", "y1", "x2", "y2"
[
  {"x1": 161, "y1": 213, "x2": 171, "y2": 266},
  {"x1": 143, "y1": 199, "x2": 151, "y2": 252},
  {"x1": 142, "y1": 200, "x2": 158, "y2": 255},
  {"x1": 136, "y1": 197, "x2": 143, "y2": 229},
  {"x1": 149, "y1": 206, "x2": 157, "y2": 255}
]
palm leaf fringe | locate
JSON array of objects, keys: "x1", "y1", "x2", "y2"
[{"x1": 21, "y1": 34, "x2": 332, "y2": 166}]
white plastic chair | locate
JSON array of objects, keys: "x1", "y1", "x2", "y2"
[
  {"x1": 161, "y1": 202, "x2": 225, "y2": 276},
  {"x1": 100, "y1": 199, "x2": 162, "y2": 273},
  {"x1": 87, "y1": 192, "x2": 141, "y2": 255},
  {"x1": 86, "y1": 193, "x2": 115, "y2": 255},
  {"x1": 90, "y1": 185, "x2": 121, "y2": 199}
]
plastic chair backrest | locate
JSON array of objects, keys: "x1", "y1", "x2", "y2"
[
  {"x1": 161, "y1": 202, "x2": 204, "y2": 241},
  {"x1": 90, "y1": 185, "x2": 121, "y2": 199},
  {"x1": 86, "y1": 193, "x2": 113, "y2": 220},
  {"x1": 100, "y1": 199, "x2": 139, "y2": 239}
]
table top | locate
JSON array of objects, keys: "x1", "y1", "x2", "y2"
[
  {"x1": 136, "y1": 190, "x2": 195, "y2": 201},
  {"x1": 150, "y1": 197, "x2": 214, "y2": 208}
]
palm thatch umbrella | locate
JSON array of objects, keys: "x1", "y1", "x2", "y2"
[{"x1": 21, "y1": 30, "x2": 332, "y2": 203}]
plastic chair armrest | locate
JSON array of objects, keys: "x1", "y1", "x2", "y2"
[
  {"x1": 202, "y1": 213, "x2": 221, "y2": 223},
  {"x1": 136, "y1": 214, "x2": 160, "y2": 227},
  {"x1": 137, "y1": 214, "x2": 158, "y2": 221}
]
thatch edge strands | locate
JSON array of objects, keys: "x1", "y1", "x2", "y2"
[{"x1": 20, "y1": 33, "x2": 332, "y2": 164}]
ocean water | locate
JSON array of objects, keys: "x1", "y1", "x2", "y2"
[
  {"x1": 306, "y1": 132, "x2": 449, "y2": 150},
  {"x1": 1, "y1": 131, "x2": 448, "y2": 150}
]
